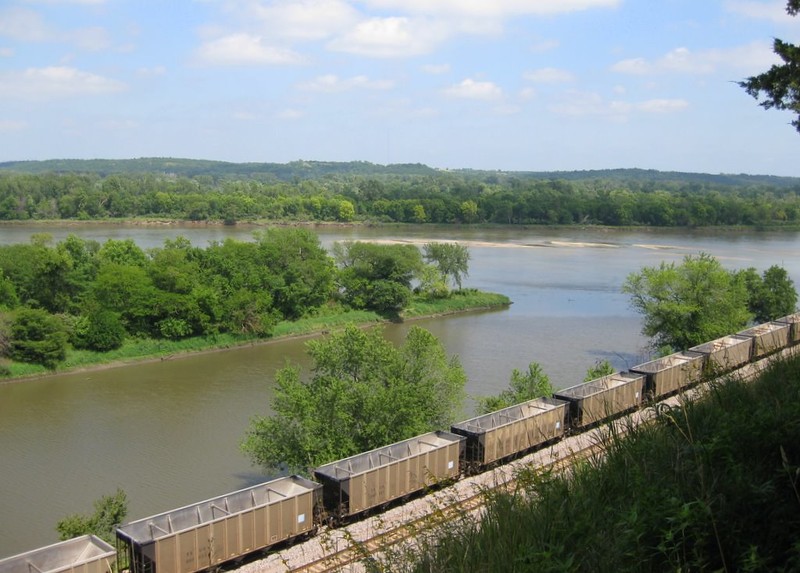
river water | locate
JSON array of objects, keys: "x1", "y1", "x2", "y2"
[{"x1": 0, "y1": 224, "x2": 798, "y2": 556}]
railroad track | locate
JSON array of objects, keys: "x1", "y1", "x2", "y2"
[
  {"x1": 281, "y1": 433, "x2": 607, "y2": 573},
  {"x1": 242, "y1": 350, "x2": 799, "y2": 573}
]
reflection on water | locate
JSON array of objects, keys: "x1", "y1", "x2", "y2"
[{"x1": 0, "y1": 224, "x2": 798, "y2": 556}]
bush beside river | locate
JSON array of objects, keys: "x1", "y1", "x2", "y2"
[{"x1": 1, "y1": 290, "x2": 510, "y2": 381}]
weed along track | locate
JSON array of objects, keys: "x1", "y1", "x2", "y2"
[
  {"x1": 238, "y1": 430, "x2": 606, "y2": 573},
  {"x1": 236, "y1": 345, "x2": 800, "y2": 573}
]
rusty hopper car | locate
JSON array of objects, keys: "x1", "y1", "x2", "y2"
[
  {"x1": 0, "y1": 535, "x2": 115, "y2": 573},
  {"x1": 313, "y1": 430, "x2": 464, "y2": 519},
  {"x1": 450, "y1": 397, "x2": 567, "y2": 468},
  {"x1": 776, "y1": 313, "x2": 800, "y2": 344},
  {"x1": 738, "y1": 322, "x2": 791, "y2": 359},
  {"x1": 554, "y1": 372, "x2": 646, "y2": 428},
  {"x1": 116, "y1": 476, "x2": 321, "y2": 573},
  {"x1": 630, "y1": 351, "x2": 705, "y2": 398},
  {"x1": 690, "y1": 334, "x2": 755, "y2": 374}
]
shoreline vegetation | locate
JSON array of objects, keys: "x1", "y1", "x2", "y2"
[
  {"x1": 1, "y1": 159, "x2": 800, "y2": 228},
  {"x1": 0, "y1": 290, "x2": 510, "y2": 384},
  {"x1": 3, "y1": 217, "x2": 800, "y2": 233}
]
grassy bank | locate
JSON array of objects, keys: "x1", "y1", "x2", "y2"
[
  {"x1": 1, "y1": 290, "x2": 510, "y2": 381},
  {"x1": 399, "y1": 355, "x2": 800, "y2": 573}
]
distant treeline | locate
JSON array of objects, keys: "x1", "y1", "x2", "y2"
[{"x1": 1, "y1": 159, "x2": 800, "y2": 226}]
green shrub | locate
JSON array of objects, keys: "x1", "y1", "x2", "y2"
[
  {"x1": 73, "y1": 310, "x2": 126, "y2": 351},
  {"x1": 9, "y1": 308, "x2": 68, "y2": 369}
]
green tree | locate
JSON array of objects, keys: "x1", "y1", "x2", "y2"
[
  {"x1": 97, "y1": 238, "x2": 147, "y2": 267},
  {"x1": 742, "y1": 265, "x2": 798, "y2": 322},
  {"x1": 8, "y1": 308, "x2": 68, "y2": 368},
  {"x1": 72, "y1": 308, "x2": 126, "y2": 352},
  {"x1": 56, "y1": 489, "x2": 128, "y2": 544},
  {"x1": 92, "y1": 263, "x2": 157, "y2": 336},
  {"x1": 0, "y1": 270, "x2": 18, "y2": 310},
  {"x1": 584, "y1": 359, "x2": 615, "y2": 382},
  {"x1": 423, "y1": 242, "x2": 470, "y2": 290},
  {"x1": 739, "y1": 1, "x2": 800, "y2": 132},
  {"x1": 476, "y1": 362, "x2": 554, "y2": 415},
  {"x1": 333, "y1": 241, "x2": 423, "y2": 312},
  {"x1": 0, "y1": 242, "x2": 74, "y2": 312},
  {"x1": 460, "y1": 200, "x2": 479, "y2": 223},
  {"x1": 416, "y1": 264, "x2": 450, "y2": 299},
  {"x1": 623, "y1": 253, "x2": 753, "y2": 351},
  {"x1": 255, "y1": 228, "x2": 335, "y2": 320},
  {"x1": 241, "y1": 324, "x2": 466, "y2": 473}
]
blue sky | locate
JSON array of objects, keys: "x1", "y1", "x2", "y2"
[{"x1": 1, "y1": 0, "x2": 799, "y2": 176}]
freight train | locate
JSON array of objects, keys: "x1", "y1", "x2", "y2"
[{"x1": 2, "y1": 313, "x2": 799, "y2": 573}]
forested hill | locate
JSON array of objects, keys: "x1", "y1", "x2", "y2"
[
  {"x1": 0, "y1": 158, "x2": 438, "y2": 180},
  {"x1": 2, "y1": 157, "x2": 800, "y2": 226},
  {"x1": 1, "y1": 158, "x2": 799, "y2": 188}
]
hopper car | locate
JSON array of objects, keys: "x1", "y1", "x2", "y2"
[
  {"x1": 3, "y1": 315, "x2": 799, "y2": 573},
  {"x1": 0, "y1": 535, "x2": 115, "y2": 573}
]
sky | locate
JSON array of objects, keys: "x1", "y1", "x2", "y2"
[{"x1": 1, "y1": 1, "x2": 799, "y2": 176}]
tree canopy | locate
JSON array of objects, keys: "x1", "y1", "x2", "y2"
[
  {"x1": 423, "y1": 242, "x2": 470, "y2": 290},
  {"x1": 623, "y1": 254, "x2": 797, "y2": 351},
  {"x1": 333, "y1": 241, "x2": 424, "y2": 313},
  {"x1": 739, "y1": 1, "x2": 800, "y2": 132},
  {"x1": 241, "y1": 324, "x2": 466, "y2": 474},
  {"x1": 1, "y1": 165, "x2": 800, "y2": 228},
  {"x1": 56, "y1": 489, "x2": 128, "y2": 544},
  {"x1": 476, "y1": 362, "x2": 554, "y2": 415}
]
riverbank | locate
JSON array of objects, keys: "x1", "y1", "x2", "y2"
[
  {"x1": 4, "y1": 217, "x2": 800, "y2": 233},
  {"x1": 0, "y1": 290, "x2": 511, "y2": 384}
]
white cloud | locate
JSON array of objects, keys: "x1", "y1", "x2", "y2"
[
  {"x1": 636, "y1": 99, "x2": 689, "y2": 113},
  {"x1": 549, "y1": 90, "x2": 606, "y2": 116},
  {"x1": 0, "y1": 48, "x2": 13, "y2": 57},
  {"x1": 611, "y1": 42, "x2": 778, "y2": 76},
  {"x1": 611, "y1": 47, "x2": 712, "y2": 74},
  {"x1": 725, "y1": 1, "x2": 798, "y2": 23},
  {"x1": 550, "y1": 89, "x2": 688, "y2": 117},
  {"x1": 328, "y1": 16, "x2": 447, "y2": 57},
  {"x1": 67, "y1": 26, "x2": 111, "y2": 51},
  {"x1": 25, "y1": 0, "x2": 106, "y2": 4},
  {"x1": 137, "y1": 66, "x2": 167, "y2": 77},
  {"x1": 0, "y1": 7, "x2": 111, "y2": 51},
  {"x1": 203, "y1": 1, "x2": 615, "y2": 62},
  {"x1": 0, "y1": 8, "x2": 50, "y2": 42},
  {"x1": 529, "y1": 38, "x2": 560, "y2": 53},
  {"x1": 524, "y1": 67, "x2": 575, "y2": 83},
  {"x1": 0, "y1": 119, "x2": 27, "y2": 132},
  {"x1": 359, "y1": 0, "x2": 621, "y2": 18},
  {"x1": 276, "y1": 108, "x2": 305, "y2": 120},
  {"x1": 422, "y1": 63, "x2": 450, "y2": 75},
  {"x1": 0, "y1": 66, "x2": 125, "y2": 99},
  {"x1": 249, "y1": 0, "x2": 360, "y2": 40},
  {"x1": 443, "y1": 78, "x2": 503, "y2": 100},
  {"x1": 298, "y1": 74, "x2": 394, "y2": 92},
  {"x1": 348, "y1": 0, "x2": 619, "y2": 41},
  {"x1": 493, "y1": 103, "x2": 522, "y2": 115},
  {"x1": 196, "y1": 33, "x2": 306, "y2": 65},
  {"x1": 232, "y1": 110, "x2": 259, "y2": 120},
  {"x1": 99, "y1": 119, "x2": 139, "y2": 129}
]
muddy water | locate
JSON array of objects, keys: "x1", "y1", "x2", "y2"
[{"x1": 0, "y1": 224, "x2": 797, "y2": 556}]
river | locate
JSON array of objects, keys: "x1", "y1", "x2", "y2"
[{"x1": 0, "y1": 224, "x2": 798, "y2": 557}]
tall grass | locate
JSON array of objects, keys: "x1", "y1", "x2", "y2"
[{"x1": 402, "y1": 355, "x2": 800, "y2": 572}]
